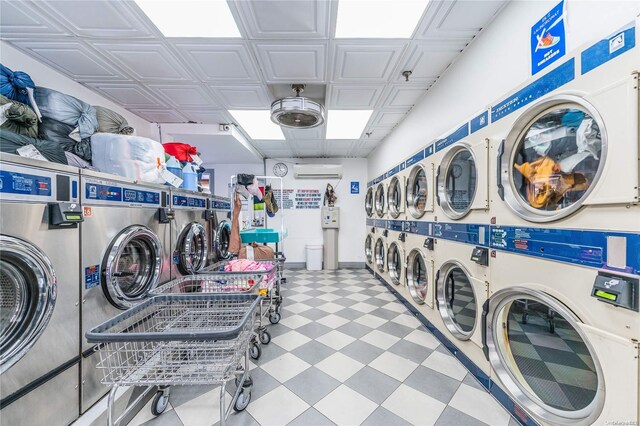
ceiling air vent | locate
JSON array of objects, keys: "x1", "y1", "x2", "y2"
[{"x1": 271, "y1": 84, "x2": 325, "y2": 129}]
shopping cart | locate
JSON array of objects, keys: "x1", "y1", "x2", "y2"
[{"x1": 86, "y1": 293, "x2": 261, "y2": 426}]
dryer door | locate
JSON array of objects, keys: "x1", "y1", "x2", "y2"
[
  {"x1": 176, "y1": 222, "x2": 208, "y2": 275},
  {"x1": 436, "y1": 261, "x2": 478, "y2": 341},
  {"x1": 374, "y1": 237, "x2": 385, "y2": 272},
  {"x1": 374, "y1": 184, "x2": 385, "y2": 217},
  {"x1": 0, "y1": 236, "x2": 56, "y2": 373},
  {"x1": 215, "y1": 220, "x2": 232, "y2": 261},
  {"x1": 365, "y1": 187, "x2": 374, "y2": 217},
  {"x1": 102, "y1": 225, "x2": 163, "y2": 309},
  {"x1": 405, "y1": 164, "x2": 433, "y2": 218},
  {"x1": 387, "y1": 242, "x2": 403, "y2": 285},
  {"x1": 365, "y1": 234, "x2": 373, "y2": 265},
  {"x1": 387, "y1": 176, "x2": 403, "y2": 218},
  {"x1": 406, "y1": 248, "x2": 431, "y2": 305}
]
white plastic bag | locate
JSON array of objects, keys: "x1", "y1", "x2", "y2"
[{"x1": 90, "y1": 133, "x2": 164, "y2": 183}]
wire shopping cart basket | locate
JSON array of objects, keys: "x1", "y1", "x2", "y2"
[{"x1": 86, "y1": 293, "x2": 261, "y2": 426}]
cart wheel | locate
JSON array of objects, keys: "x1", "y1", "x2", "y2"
[
  {"x1": 235, "y1": 375, "x2": 253, "y2": 388},
  {"x1": 233, "y1": 388, "x2": 251, "y2": 412},
  {"x1": 151, "y1": 391, "x2": 169, "y2": 416},
  {"x1": 260, "y1": 330, "x2": 271, "y2": 345},
  {"x1": 250, "y1": 343, "x2": 261, "y2": 360},
  {"x1": 269, "y1": 312, "x2": 281, "y2": 324}
]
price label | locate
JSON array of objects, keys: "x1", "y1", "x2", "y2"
[
  {"x1": 190, "y1": 154, "x2": 204, "y2": 166},
  {"x1": 160, "y1": 168, "x2": 183, "y2": 188},
  {"x1": 17, "y1": 144, "x2": 48, "y2": 161}
]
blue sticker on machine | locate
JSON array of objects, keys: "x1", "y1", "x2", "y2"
[
  {"x1": 399, "y1": 162, "x2": 406, "y2": 171},
  {"x1": 581, "y1": 22, "x2": 636, "y2": 74},
  {"x1": 85, "y1": 183, "x2": 122, "y2": 202},
  {"x1": 424, "y1": 144, "x2": 434, "y2": 158},
  {"x1": 405, "y1": 151, "x2": 425, "y2": 167},
  {"x1": 531, "y1": 0, "x2": 566, "y2": 75},
  {"x1": 123, "y1": 188, "x2": 160, "y2": 205},
  {"x1": 433, "y1": 222, "x2": 490, "y2": 246},
  {"x1": 387, "y1": 166, "x2": 400, "y2": 178},
  {"x1": 388, "y1": 220, "x2": 404, "y2": 231},
  {"x1": 470, "y1": 111, "x2": 489, "y2": 134},
  {"x1": 173, "y1": 195, "x2": 206, "y2": 208},
  {"x1": 84, "y1": 265, "x2": 100, "y2": 289},
  {"x1": 491, "y1": 58, "x2": 575, "y2": 122},
  {"x1": 366, "y1": 218, "x2": 374, "y2": 226},
  {"x1": 0, "y1": 170, "x2": 52, "y2": 196},
  {"x1": 435, "y1": 123, "x2": 470, "y2": 152},
  {"x1": 211, "y1": 200, "x2": 231, "y2": 210}
]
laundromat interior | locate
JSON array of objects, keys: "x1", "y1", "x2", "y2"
[{"x1": 1, "y1": 0, "x2": 639, "y2": 425}]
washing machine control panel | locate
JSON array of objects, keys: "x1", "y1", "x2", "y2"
[{"x1": 592, "y1": 272, "x2": 638, "y2": 312}]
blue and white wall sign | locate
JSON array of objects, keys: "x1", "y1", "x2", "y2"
[
  {"x1": 531, "y1": 0, "x2": 566, "y2": 75},
  {"x1": 492, "y1": 58, "x2": 575, "y2": 122},
  {"x1": 470, "y1": 111, "x2": 489, "y2": 134},
  {"x1": 424, "y1": 144, "x2": 434, "y2": 157},
  {"x1": 405, "y1": 150, "x2": 425, "y2": 167},
  {"x1": 581, "y1": 21, "x2": 636, "y2": 74},
  {"x1": 350, "y1": 181, "x2": 360, "y2": 194},
  {"x1": 387, "y1": 165, "x2": 400, "y2": 178},
  {"x1": 435, "y1": 123, "x2": 470, "y2": 152}
]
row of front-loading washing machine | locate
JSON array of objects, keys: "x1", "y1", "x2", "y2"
[
  {"x1": 364, "y1": 36, "x2": 639, "y2": 426},
  {"x1": 0, "y1": 153, "x2": 233, "y2": 425}
]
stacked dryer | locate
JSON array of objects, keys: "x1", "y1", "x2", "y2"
[
  {"x1": 364, "y1": 186, "x2": 375, "y2": 270},
  {"x1": 209, "y1": 195, "x2": 232, "y2": 264},
  {"x1": 170, "y1": 189, "x2": 210, "y2": 278}
]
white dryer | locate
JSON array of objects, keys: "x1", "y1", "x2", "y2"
[
  {"x1": 386, "y1": 227, "x2": 408, "y2": 288},
  {"x1": 170, "y1": 189, "x2": 210, "y2": 277},
  {"x1": 400, "y1": 228, "x2": 436, "y2": 310},
  {"x1": 80, "y1": 170, "x2": 172, "y2": 412},
  {"x1": 0, "y1": 154, "x2": 82, "y2": 426},
  {"x1": 365, "y1": 226, "x2": 376, "y2": 270},
  {"x1": 373, "y1": 230, "x2": 389, "y2": 282},
  {"x1": 365, "y1": 186, "x2": 374, "y2": 219},
  {"x1": 374, "y1": 182, "x2": 387, "y2": 219},
  {"x1": 386, "y1": 174, "x2": 405, "y2": 220},
  {"x1": 209, "y1": 195, "x2": 232, "y2": 263},
  {"x1": 485, "y1": 251, "x2": 639, "y2": 425},
  {"x1": 405, "y1": 159, "x2": 435, "y2": 221}
]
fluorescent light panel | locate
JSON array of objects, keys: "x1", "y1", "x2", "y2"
[
  {"x1": 335, "y1": 0, "x2": 429, "y2": 38},
  {"x1": 135, "y1": 0, "x2": 241, "y2": 37},
  {"x1": 326, "y1": 110, "x2": 373, "y2": 139},
  {"x1": 229, "y1": 110, "x2": 285, "y2": 140}
]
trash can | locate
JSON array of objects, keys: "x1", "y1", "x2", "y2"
[{"x1": 306, "y1": 244, "x2": 323, "y2": 271}]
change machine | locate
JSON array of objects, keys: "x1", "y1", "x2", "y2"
[{"x1": 321, "y1": 206, "x2": 339, "y2": 270}]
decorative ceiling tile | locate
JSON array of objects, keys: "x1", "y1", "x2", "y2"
[
  {"x1": 380, "y1": 84, "x2": 428, "y2": 109},
  {"x1": 232, "y1": 0, "x2": 330, "y2": 39},
  {"x1": 0, "y1": 1, "x2": 70, "y2": 39},
  {"x1": 327, "y1": 84, "x2": 385, "y2": 109},
  {"x1": 171, "y1": 42, "x2": 261, "y2": 83},
  {"x1": 282, "y1": 126, "x2": 325, "y2": 141},
  {"x1": 147, "y1": 84, "x2": 221, "y2": 109},
  {"x1": 179, "y1": 109, "x2": 231, "y2": 124},
  {"x1": 417, "y1": 0, "x2": 506, "y2": 40},
  {"x1": 395, "y1": 41, "x2": 467, "y2": 82},
  {"x1": 253, "y1": 42, "x2": 327, "y2": 83},
  {"x1": 331, "y1": 41, "x2": 407, "y2": 83},
  {"x1": 127, "y1": 109, "x2": 188, "y2": 123},
  {"x1": 209, "y1": 84, "x2": 272, "y2": 109},
  {"x1": 370, "y1": 110, "x2": 407, "y2": 127},
  {"x1": 84, "y1": 83, "x2": 164, "y2": 108}
]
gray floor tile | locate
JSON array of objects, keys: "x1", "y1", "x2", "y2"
[
  {"x1": 264, "y1": 323, "x2": 292, "y2": 339},
  {"x1": 359, "y1": 289, "x2": 381, "y2": 296},
  {"x1": 332, "y1": 297, "x2": 356, "y2": 307},
  {"x1": 332, "y1": 289, "x2": 353, "y2": 297},
  {"x1": 369, "y1": 307, "x2": 401, "y2": 320},
  {"x1": 388, "y1": 339, "x2": 434, "y2": 364},
  {"x1": 284, "y1": 367, "x2": 340, "y2": 405},
  {"x1": 305, "y1": 290, "x2": 326, "y2": 297},
  {"x1": 240, "y1": 368, "x2": 281, "y2": 401},
  {"x1": 295, "y1": 321, "x2": 333, "y2": 339},
  {"x1": 256, "y1": 341, "x2": 288, "y2": 364},
  {"x1": 334, "y1": 308, "x2": 365, "y2": 320},
  {"x1": 463, "y1": 373, "x2": 487, "y2": 391},
  {"x1": 298, "y1": 308, "x2": 327, "y2": 321},
  {"x1": 340, "y1": 340, "x2": 385, "y2": 365},
  {"x1": 377, "y1": 321, "x2": 414, "y2": 339},
  {"x1": 287, "y1": 408, "x2": 336, "y2": 426},
  {"x1": 404, "y1": 365, "x2": 462, "y2": 405},
  {"x1": 336, "y1": 321, "x2": 374, "y2": 339},
  {"x1": 221, "y1": 410, "x2": 260, "y2": 426},
  {"x1": 363, "y1": 297, "x2": 389, "y2": 307},
  {"x1": 169, "y1": 385, "x2": 217, "y2": 409},
  {"x1": 435, "y1": 406, "x2": 489, "y2": 426},
  {"x1": 361, "y1": 407, "x2": 412, "y2": 426},
  {"x1": 140, "y1": 408, "x2": 183, "y2": 426},
  {"x1": 344, "y1": 366, "x2": 401, "y2": 404},
  {"x1": 303, "y1": 297, "x2": 330, "y2": 308},
  {"x1": 291, "y1": 340, "x2": 336, "y2": 365}
]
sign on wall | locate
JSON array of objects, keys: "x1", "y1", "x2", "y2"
[
  {"x1": 272, "y1": 189, "x2": 321, "y2": 209},
  {"x1": 350, "y1": 181, "x2": 360, "y2": 194},
  {"x1": 272, "y1": 189, "x2": 295, "y2": 209},
  {"x1": 531, "y1": 0, "x2": 566, "y2": 75}
]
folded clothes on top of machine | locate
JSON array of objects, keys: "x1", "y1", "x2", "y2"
[{"x1": 0, "y1": 95, "x2": 38, "y2": 138}]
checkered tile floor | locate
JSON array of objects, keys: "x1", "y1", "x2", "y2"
[{"x1": 130, "y1": 269, "x2": 516, "y2": 426}]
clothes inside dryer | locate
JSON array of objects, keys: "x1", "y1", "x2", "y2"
[
  {"x1": 365, "y1": 187, "x2": 373, "y2": 217},
  {"x1": 406, "y1": 165, "x2": 428, "y2": 218},
  {"x1": 176, "y1": 222, "x2": 208, "y2": 275},
  {"x1": 444, "y1": 149, "x2": 477, "y2": 215},
  {"x1": 406, "y1": 248, "x2": 428, "y2": 303},
  {"x1": 387, "y1": 242, "x2": 402, "y2": 285},
  {"x1": 439, "y1": 265, "x2": 477, "y2": 337},
  {"x1": 375, "y1": 184, "x2": 385, "y2": 217},
  {"x1": 374, "y1": 237, "x2": 385, "y2": 272}
]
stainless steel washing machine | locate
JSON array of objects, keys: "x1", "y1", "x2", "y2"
[
  {"x1": 209, "y1": 195, "x2": 232, "y2": 263},
  {"x1": 0, "y1": 153, "x2": 82, "y2": 425},
  {"x1": 170, "y1": 189, "x2": 210, "y2": 278},
  {"x1": 80, "y1": 169, "x2": 171, "y2": 413}
]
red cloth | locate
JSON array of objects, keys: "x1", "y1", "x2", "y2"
[{"x1": 163, "y1": 142, "x2": 197, "y2": 162}]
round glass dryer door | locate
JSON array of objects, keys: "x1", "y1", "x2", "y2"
[
  {"x1": 177, "y1": 222, "x2": 208, "y2": 275},
  {"x1": 437, "y1": 262, "x2": 477, "y2": 339},
  {"x1": 486, "y1": 289, "x2": 604, "y2": 424},
  {"x1": 387, "y1": 176, "x2": 402, "y2": 218},
  {"x1": 365, "y1": 235, "x2": 373, "y2": 264},
  {"x1": 503, "y1": 97, "x2": 606, "y2": 222},
  {"x1": 103, "y1": 225, "x2": 163, "y2": 310},
  {"x1": 375, "y1": 184, "x2": 385, "y2": 217},
  {"x1": 406, "y1": 165, "x2": 428, "y2": 219},
  {"x1": 365, "y1": 187, "x2": 374, "y2": 217},
  {"x1": 387, "y1": 242, "x2": 402, "y2": 285},
  {"x1": 374, "y1": 238, "x2": 385, "y2": 272},
  {"x1": 215, "y1": 221, "x2": 232, "y2": 260},
  {"x1": 438, "y1": 146, "x2": 477, "y2": 219},
  {"x1": 0, "y1": 236, "x2": 56, "y2": 373},
  {"x1": 406, "y1": 248, "x2": 428, "y2": 304}
]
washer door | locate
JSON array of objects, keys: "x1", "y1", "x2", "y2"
[
  {"x1": 387, "y1": 176, "x2": 402, "y2": 218},
  {"x1": 387, "y1": 242, "x2": 403, "y2": 285},
  {"x1": 177, "y1": 222, "x2": 209, "y2": 275},
  {"x1": 486, "y1": 288, "x2": 605, "y2": 424},
  {"x1": 0, "y1": 236, "x2": 56, "y2": 373},
  {"x1": 365, "y1": 234, "x2": 373, "y2": 264},
  {"x1": 436, "y1": 262, "x2": 477, "y2": 340},
  {"x1": 437, "y1": 145, "x2": 477, "y2": 219},
  {"x1": 215, "y1": 220, "x2": 232, "y2": 260},
  {"x1": 502, "y1": 96, "x2": 606, "y2": 222},
  {"x1": 102, "y1": 225, "x2": 163, "y2": 310},
  {"x1": 406, "y1": 248, "x2": 428, "y2": 304},
  {"x1": 374, "y1": 238, "x2": 385, "y2": 272},
  {"x1": 365, "y1": 187, "x2": 373, "y2": 217},
  {"x1": 375, "y1": 184, "x2": 385, "y2": 217},
  {"x1": 405, "y1": 165, "x2": 429, "y2": 218}
]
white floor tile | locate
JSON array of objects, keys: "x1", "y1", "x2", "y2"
[
  {"x1": 317, "y1": 314, "x2": 350, "y2": 329},
  {"x1": 381, "y1": 302, "x2": 407, "y2": 313},
  {"x1": 316, "y1": 302, "x2": 344, "y2": 314},
  {"x1": 316, "y1": 330, "x2": 356, "y2": 350},
  {"x1": 343, "y1": 285, "x2": 364, "y2": 293},
  {"x1": 129, "y1": 399, "x2": 174, "y2": 425},
  {"x1": 315, "y1": 352, "x2": 364, "y2": 382},
  {"x1": 288, "y1": 293, "x2": 313, "y2": 303},
  {"x1": 391, "y1": 314, "x2": 422, "y2": 329},
  {"x1": 317, "y1": 293, "x2": 341, "y2": 302},
  {"x1": 172, "y1": 386, "x2": 228, "y2": 426},
  {"x1": 404, "y1": 329, "x2": 440, "y2": 349},
  {"x1": 382, "y1": 384, "x2": 446, "y2": 425},
  {"x1": 273, "y1": 330, "x2": 312, "y2": 351},
  {"x1": 422, "y1": 351, "x2": 468, "y2": 381},
  {"x1": 286, "y1": 302, "x2": 312, "y2": 314},
  {"x1": 360, "y1": 330, "x2": 401, "y2": 350},
  {"x1": 351, "y1": 302, "x2": 378, "y2": 313},
  {"x1": 346, "y1": 293, "x2": 369, "y2": 302},
  {"x1": 314, "y1": 385, "x2": 377, "y2": 425},
  {"x1": 247, "y1": 385, "x2": 309, "y2": 425},
  {"x1": 375, "y1": 292, "x2": 397, "y2": 301},
  {"x1": 449, "y1": 384, "x2": 511, "y2": 426},
  {"x1": 261, "y1": 353, "x2": 311, "y2": 383},
  {"x1": 318, "y1": 285, "x2": 338, "y2": 293},
  {"x1": 353, "y1": 314, "x2": 388, "y2": 329},
  {"x1": 369, "y1": 351, "x2": 419, "y2": 381}
]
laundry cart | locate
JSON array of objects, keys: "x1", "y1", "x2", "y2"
[{"x1": 86, "y1": 293, "x2": 261, "y2": 426}]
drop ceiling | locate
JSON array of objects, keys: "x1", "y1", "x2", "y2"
[{"x1": 0, "y1": 0, "x2": 507, "y2": 158}]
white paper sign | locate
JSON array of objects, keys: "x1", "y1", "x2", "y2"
[
  {"x1": 160, "y1": 168, "x2": 183, "y2": 188},
  {"x1": 190, "y1": 154, "x2": 204, "y2": 166},
  {"x1": 17, "y1": 144, "x2": 48, "y2": 161}
]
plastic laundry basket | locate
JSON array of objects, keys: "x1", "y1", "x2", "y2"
[{"x1": 306, "y1": 244, "x2": 323, "y2": 271}]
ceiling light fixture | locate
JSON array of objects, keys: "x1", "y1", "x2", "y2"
[
  {"x1": 326, "y1": 110, "x2": 373, "y2": 139},
  {"x1": 271, "y1": 84, "x2": 326, "y2": 129},
  {"x1": 135, "y1": 0, "x2": 241, "y2": 38},
  {"x1": 335, "y1": 0, "x2": 429, "y2": 38},
  {"x1": 229, "y1": 110, "x2": 285, "y2": 140}
]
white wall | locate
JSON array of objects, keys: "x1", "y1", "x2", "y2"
[
  {"x1": 265, "y1": 158, "x2": 368, "y2": 265},
  {"x1": 368, "y1": 0, "x2": 640, "y2": 176},
  {"x1": 0, "y1": 41, "x2": 152, "y2": 137},
  {"x1": 207, "y1": 162, "x2": 265, "y2": 197}
]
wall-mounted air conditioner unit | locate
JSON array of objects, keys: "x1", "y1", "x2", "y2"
[{"x1": 293, "y1": 164, "x2": 343, "y2": 179}]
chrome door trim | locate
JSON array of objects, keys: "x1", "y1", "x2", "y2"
[
  {"x1": 375, "y1": 184, "x2": 385, "y2": 217},
  {"x1": 177, "y1": 222, "x2": 208, "y2": 274},
  {"x1": 365, "y1": 234, "x2": 373, "y2": 264},
  {"x1": 436, "y1": 143, "x2": 477, "y2": 220},
  {"x1": 406, "y1": 248, "x2": 427, "y2": 304},
  {"x1": 436, "y1": 260, "x2": 477, "y2": 340},
  {"x1": 374, "y1": 237, "x2": 385, "y2": 272},
  {"x1": 387, "y1": 176, "x2": 402, "y2": 218},
  {"x1": 365, "y1": 187, "x2": 373, "y2": 217},
  {"x1": 215, "y1": 220, "x2": 232, "y2": 260},
  {"x1": 405, "y1": 164, "x2": 428, "y2": 219},
  {"x1": 387, "y1": 242, "x2": 403, "y2": 285}
]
